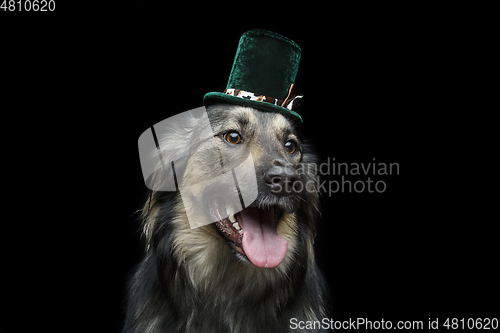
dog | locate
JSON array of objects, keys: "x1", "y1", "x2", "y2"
[{"x1": 124, "y1": 103, "x2": 331, "y2": 332}]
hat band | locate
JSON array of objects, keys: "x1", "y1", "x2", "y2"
[{"x1": 223, "y1": 88, "x2": 302, "y2": 111}]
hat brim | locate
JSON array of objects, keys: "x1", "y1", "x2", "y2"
[{"x1": 203, "y1": 92, "x2": 302, "y2": 124}]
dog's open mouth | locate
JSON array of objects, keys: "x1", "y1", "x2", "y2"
[{"x1": 214, "y1": 205, "x2": 288, "y2": 269}]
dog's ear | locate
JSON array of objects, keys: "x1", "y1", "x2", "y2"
[{"x1": 299, "y1": 143, "x2": 321, "y2": 224}]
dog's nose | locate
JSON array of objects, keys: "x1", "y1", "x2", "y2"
[{"x1": 264, "y1": 165, "x2": 299, "y2": 196}]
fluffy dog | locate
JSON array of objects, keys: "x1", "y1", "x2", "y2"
[{"x1": 124, "y1": 103, "x2": 330, "y2": 332}]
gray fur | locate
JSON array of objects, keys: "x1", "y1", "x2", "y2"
[{"x1": 124, "y1": 104, "x2": 331, "y2": 333}]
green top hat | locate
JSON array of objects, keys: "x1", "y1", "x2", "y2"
[{"x1": 203, "y1": 29, "x2": 303, "y2": 123}]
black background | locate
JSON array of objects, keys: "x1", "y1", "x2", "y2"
[{"x1": 1, "y1": 2, "x2": 497, "y2": 333}]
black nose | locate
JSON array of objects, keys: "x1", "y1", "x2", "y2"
[{"x1": 264, "y1": 165, "x2": 300, "y2": 196}]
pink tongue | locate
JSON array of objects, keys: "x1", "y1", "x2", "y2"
[{"x1": 237, "y1": 207, "x2": 288, "y2": 268}]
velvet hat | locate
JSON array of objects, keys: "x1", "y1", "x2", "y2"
[{"x1": 203, "y1": 29, "x2": 303, "y2": 123}]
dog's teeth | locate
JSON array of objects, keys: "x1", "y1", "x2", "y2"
[
  {"x1": 228, "y1": 214, "x2": 236, "y2": 222},
  {"x1": 238, "y1": 229, "x2": 243, "y2": 234},
  {"x1": 232, "y1": 222, "x2": 240, "y2": 230}
]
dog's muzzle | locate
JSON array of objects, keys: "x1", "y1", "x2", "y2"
[{"x1": 263, "y1": 165, "x2": 300, "y2": 197}]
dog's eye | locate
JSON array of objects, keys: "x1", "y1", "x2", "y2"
[
  {"x1": 284, "y1": 140, "x2": 297, "y2": 154},
  {"x1": 223, "y1": 131, "x2": 243, "y2": 145}
]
